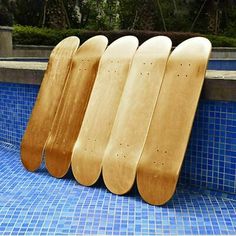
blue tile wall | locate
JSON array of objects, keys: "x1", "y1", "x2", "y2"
[
  {"x1": 207, "y1": 60, "x2": 236, "y2": 71},
  {"x1": 2, "y1": 59, "x2": 233, "y2": 70},
  {"x1": 181, "y1": 100, "x2": 236, "y2": 194},
  {"x1": 0, "y1": 82, "x2": 39, "y2": 147},
  {"x1": 0, "y1": 82, "x2": 235, "y2": 195}
]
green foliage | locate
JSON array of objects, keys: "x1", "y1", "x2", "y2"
[
  {"x1": 12, "y1": 25, "x2": 198, "y2": 46},
  {"x1": 13, "y1": 25, "x2": 76, "y2": 45},
  {"x1": 7, "y1": 0, "x2": 121, "y2": 30},
  {"x1": 13, "y1": 25, "x2": 236, "y2": 47},
  {"x1": 82, "y1": 0, "x2": 120, "y2": 30},
  {"x1": 205, "y1": 34, "x2": 236, "y2": 47},
  {"x1": 3, "y1": 0, "x2": 236, "y2": 38},
  {"x1": 10, "y1": 0, "x2": 79, "y2": 28},
  {"x1": 65, "y1": 0, "x2": 81, "y2": 28}
]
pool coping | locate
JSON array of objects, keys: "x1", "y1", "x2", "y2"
[{"x1": 0, "y1": 61, "x2": 235, "y2": 102}]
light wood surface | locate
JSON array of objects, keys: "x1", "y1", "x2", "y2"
[
  {"x1": 137, "y1": 37, "x2": 211, "y2": 205},
  {"x1": 44, "y1": 36, "x2": 108, "y2": 178},
  {"x1": 102, "y1": 36, "x2": 172, "y2": 195},
  {"x1": 21, "y1": 37, "x2": 80, "y2": 171},
  {"x1": 71, "y1": 36, "x2": 139, "y2": 186}
]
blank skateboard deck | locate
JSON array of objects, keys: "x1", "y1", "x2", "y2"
[
  {"x1": 137, "y1": 37, "x2": 211, "y2": 205},
  {"x1": 44, "y1": 36, "x2": 108, "y2": 178},
  {"x1": 21, "y1": 36, "x2": 80, "y2": 172},
  {"x1": 102, "y1": 36, "x2": 172, "y2": 195},
  {"x1": 71, "y1": 36, "x2": 139, "y2": 186}
]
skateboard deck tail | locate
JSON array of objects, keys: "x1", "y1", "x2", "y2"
[
  {"x1": 44, "y1": 36, "x2": 108, "y2": 178},
  {"x1": 21, "y1": 36, "x2": 80, "y2": 171},
  {"x1": 137, "y1": 37, "x2": 212, "y2": 205},
  {"x1": 102, "y1": 36, "x2": 172, "y2": 195}
]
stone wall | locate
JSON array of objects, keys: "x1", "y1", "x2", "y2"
[{"x1": 0, "y1": 26, "x2": 13, "y2": 57}]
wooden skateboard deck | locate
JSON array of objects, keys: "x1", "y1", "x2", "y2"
[
  {"x1": 137, "y1": 37, "x2": 211, "y2": 205},
  {"x1": 71, "y1": 36, "x2": 139, "y2": 186},
  {"x1": 21, "y1": 36, "x2": 80, "y2": 172},
  {"x1": 102, "y1": 36, "x2": 172, "y2": 195},
  {"x1": 44, "y1": 36, "x2": 108, "y2": 178}
]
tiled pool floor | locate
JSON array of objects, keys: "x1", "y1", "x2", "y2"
[{"x1": 0, "y1": 144, "x2": 235, "y2": 235}]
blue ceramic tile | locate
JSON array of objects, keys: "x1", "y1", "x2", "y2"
[
  {"x1": 0, "y1": 145, "x2": 234, "y2": 235},
  {"x1": 181, "y1": 100, "x2": 236, "y2": 194},
  {"x1": 0, "y1": 83, "x2": 236, "y2": 194},
  {"x1": 0, "y1": 83, "x2": 236, "y2": 212},
  {"x1": 0, "y1": 82, "x2": 39, "y2": 147}
]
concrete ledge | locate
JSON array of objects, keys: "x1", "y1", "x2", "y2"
[
  {"x1": 211, "y1": 47, "x2": 236, "y2": 59},
  {"x1": 13, "y1": 45, "x2": 53, "y2": 50},
  {"x1": 13, "y1": 45, "x2": 53, "y2": 58},
  {"x1": 11, "y1": 45, "x2": 236, "y2": 59},
  {"x1": 203, "y1": 71, "x2": 236, "y2": 101},
  {"x1": 0, "y1": 26, "x2": 13, "y2": 57},
  {"x1": 0, "y1": 26, "x2": 13, "y2": 32},
  {"x1": 0, "y1": 61, "x2": 235, "y2": 102},
  {"x1": 0, "y1": 61, "x2": 46, "y2": 85}
]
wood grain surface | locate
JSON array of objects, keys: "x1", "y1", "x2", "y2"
[
  {"x1": 102, "y1": 36, "x2": 172, "y2": 195},
  {"x1": 137, "y1": 37, "x2": 211, "y2": 205},
  {"x1": 71, "y1": 36, "x2": 139, "y2": 186},
  {"x1": 44, "y1": 36, "x2": 108, "y2": 178},
  {"x1": 21, "y1": 36, "x2": 80, "y2": 171}
]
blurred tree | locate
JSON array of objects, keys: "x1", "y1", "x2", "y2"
[
  {"x1": 190, "y1": 0, "x2": 236, "y2": 35},
  {"x1": 119, "y1": 0, "x2": 192, "y2": 31},
  {"x1": 11, "y1": 0, "x2": 43, "y2": 27},
  {"x1": 42, "y1": 0, "x2": 70, "y2": 29},
  {"x1": 119, "y1": 0, "x2": 158, "y2": 30},
  {"x1": 65, "y1": 0, "x2": 81, "y2": 28},
  {"x1": 0, "y1": 0, "x2": 14, "y2": 26},
  {"x1": 189, "y1": 0, "x2": 208, "y2": 32},
  {"x1": 2, "y1": 0, "x2": 236, "y2": 35},
  {"x1": 213, "y1": 0, "x2": 236, "y2": 35},
  {"x1": 206, "y1": 0, "x2": 221, "y2": 34},
  {"x1": 9, "y1": 0, "x2": 80, "y2": 28},
  {"x1": 82, "y1": 0, "x2": 120, "y2": 30},
  {"x1": 106, "y1": 0, "x2": 120, "y2": 30},
  {"x1": 136, "y1": 0, "x2": 157, "y2": 30},
  {"x1": 222, "y1": 0, "x2": 236, "y2": 36},
  {"x1": 154, "y1": 0, "x2": 191, "y2": 31},
  {"x1": 119, "y1": 0, "x2": 137, "y2": 29}
]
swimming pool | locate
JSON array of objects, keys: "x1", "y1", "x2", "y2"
[
  {"x1": 0, "y1": 57, "x2": 235, "y2": 69},
  {"x1": 0, "y1": 61, "x2": 235, "y2": 235},
  {"x1": 208, "y1": 59, "x2": 236, "y2": 71}
]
